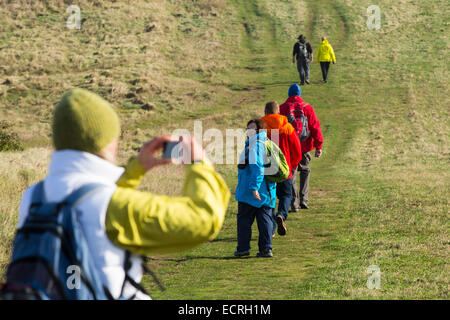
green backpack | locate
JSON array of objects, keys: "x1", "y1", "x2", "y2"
[{"x1": 238, "y1": 139, "x2": 290, "y2": 183}]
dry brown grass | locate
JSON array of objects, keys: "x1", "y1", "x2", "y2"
[
  {"x1": 0, "y1": 147, "x2": 51, "y2": 273},
  {"x1": 0, "y1": 0, "x2": 240, "y2": 146}
]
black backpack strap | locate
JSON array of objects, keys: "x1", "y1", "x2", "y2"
[
  {"x1": 264, "y1": 179, "x2": 273, "y2": 206},
  {"x1": 120, "y1": 251, "x2": 133, "y2": 298},
  {"x1": 102, "y1": 286, "x2": 115, "y2": 300},
  {"x1": 120, "y1": 251, "x2": 165, "y2": 300},
  {"x1": 141, "y1": 256, "x2": 166, "y2": 292},
  {"x1": 237, "y1": 144, "x2": 250, "y2": 169}
]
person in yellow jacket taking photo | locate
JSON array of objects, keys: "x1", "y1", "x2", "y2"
[
  {"x1": 316, "y1": 36, "x2": 336, "y2": 83},
  {"x1": 7, "y1": 88, "x2": 230, "y2": 300}
]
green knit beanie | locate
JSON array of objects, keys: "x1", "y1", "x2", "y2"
[{"x1": 52, "y1": 88, "x2": 120, "y2": 154}]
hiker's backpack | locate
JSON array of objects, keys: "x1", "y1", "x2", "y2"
[
  {"x1": 286, "y1": 102, "x2": 310, "y2": 142},
  {"x1": 238, "y1": 139, "x2": 290, "y2": 183},
  {"x1": 297, "y1": 41, "x2": 309, "y2": 60},
  {"x1": 0, "y1": 181, "x2": 155, "y2": 300}
]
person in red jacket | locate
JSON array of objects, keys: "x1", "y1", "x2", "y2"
[
  {"x1": 279, "y1": 84, "x2": 323, "y2": 210},
  {"x1": 262, "y1": 101, "x2": 302, "y2": 236}
]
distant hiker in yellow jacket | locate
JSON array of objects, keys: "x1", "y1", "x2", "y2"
[
  {"x1": 16, "y1": 88, "x2": 230, "y2": 299},
  {"x1": 317, "y1": 37, "x2": 336, "y2": 83}
]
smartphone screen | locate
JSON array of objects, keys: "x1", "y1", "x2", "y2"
[{"x1": 163, "y1": 141, "x2": 182, "y2": 159}]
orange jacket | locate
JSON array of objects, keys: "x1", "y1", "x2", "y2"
[{"x1": 261, "y1": 114, "x2": 302, "y2": 178}]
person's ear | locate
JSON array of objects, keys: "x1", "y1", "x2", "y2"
[{"x1": 97, "y1": 137, "x2": 119, "y2": 164}]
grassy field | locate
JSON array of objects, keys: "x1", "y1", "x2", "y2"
[{"x1": 0, "y1": 0, "x2": 448, "y2": 299}]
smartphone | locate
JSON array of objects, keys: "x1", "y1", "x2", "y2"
[{"x1": 163, "y1": 141, "x2": 182, "y2": 160}]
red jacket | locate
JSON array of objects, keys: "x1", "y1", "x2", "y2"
[
  {"x1": 279, "y1": 96, "x2": 323, "y2": 153},
  {"x1": 261, "y1": 114, "x2": 302, "y2": 179}
]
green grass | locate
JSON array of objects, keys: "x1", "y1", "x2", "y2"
[{"x1": 0, "y1": 0, "x2": 448, "y2": 299}]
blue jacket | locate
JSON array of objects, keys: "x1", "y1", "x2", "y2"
[{"x1": 235, "y1": 131, "x2": 276, "y2": 208}]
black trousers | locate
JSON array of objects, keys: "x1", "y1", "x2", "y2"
[{"x1": 320, "y1": 62, "x2": 331, "y2": 82}]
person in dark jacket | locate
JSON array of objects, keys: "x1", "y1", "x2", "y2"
[
  {"x1": 279, "y1": 84, "x2": 324, "y2": 210},
  {"x1": 261, "y1": 101, "x2": 301, "y2": 236},
  {"x1": 292, "y1": 34, "x2": 313, "y2": 85}
]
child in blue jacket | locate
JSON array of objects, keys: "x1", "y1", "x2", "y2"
[{"x1": 234, "y1": 119, "x2": 276, "y2": 258}]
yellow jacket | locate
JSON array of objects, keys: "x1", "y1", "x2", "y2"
[
  {"x1": 317, "y1": 40, "x2": 336, "y2": 62},
  {"x1": 105, "y1": 157, "x2": 230, "y2": 255}
]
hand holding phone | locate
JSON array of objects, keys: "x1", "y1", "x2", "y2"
[
  {"x1": 163, "y1": 140, "x2": 183, "y2": 162},
  {"x1": 138, "y1": 135, "x2": 206, "y2": 170},
  {"x1": 137, "y1": 136, "x2": 174, "y2": 171}
]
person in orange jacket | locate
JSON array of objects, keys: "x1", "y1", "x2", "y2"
[{"x1": 262, "y1": 101, "x2": 301, "y2": 236}]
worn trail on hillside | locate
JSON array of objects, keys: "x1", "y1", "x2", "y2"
[{"x1": 145, "y1": 0, "x2": 356, "y2": 298}]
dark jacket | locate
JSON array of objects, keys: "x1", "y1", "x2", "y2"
[{"x1": 293, "y1": 40, "x2": 313, "y2": 61}]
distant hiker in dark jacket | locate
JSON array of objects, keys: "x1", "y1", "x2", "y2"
[
  {"x1": 292, "y1": 34, "x2": 313, "y2": 85},
  {"x1": 279, "y1": 84, "x2": 323, "y2": 211},
  {"x1": 262, "y1": 101, "x2": 301, "y2": 236}
]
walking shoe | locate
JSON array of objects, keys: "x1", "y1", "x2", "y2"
[
  {"x1": 300, "y1": 82, "x2": 305, "y2": 86},
  {"x1": 257, "y1": 248, "x2": 273, "y2": 258},
  {"x1": 234, "y1": 250, "x2": 250, "y2": 257},
  {"x1": 305, "y1": 80, "x2": 310, "y2": 84},
  {"x1": 290, "y1": 207, "x2": 299, "y2": 212},
  {"x1": 300, "y1": 202, "x2": 309, "y2": 209},
  {"x1": 275, "y1": 215, "x2": 287, "y2": 236}
]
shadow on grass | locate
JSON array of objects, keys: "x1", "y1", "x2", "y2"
[
  {"x1": 227, "y1": 81, "x2": 297, "y2": 91},
  {"x1": 185, "y1": 255, "x2": 256, "y2": 260},
  {"x1": 210, "y1": 237, "x2": 237, "y2": 243},
  {"x1": 261, "y1": 81, "x2": 298, "y2": 87},
  {"x1": 145, "y1": 237, "x2": 263, "y2": 262},
  {"x1": 145, "y1": 237, "x2": 263, "y2": 261},
  {"x1": 146, "y1": 255, "x2": 257, "y2": 262}
]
